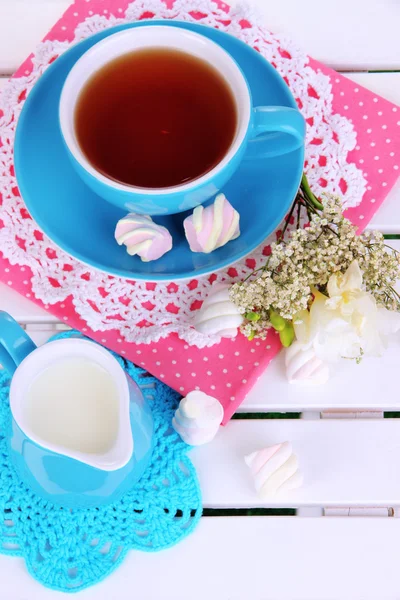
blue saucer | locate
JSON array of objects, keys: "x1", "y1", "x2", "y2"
[{"x1": 14, "y1": 21, "x2": 304, "y2": 281}]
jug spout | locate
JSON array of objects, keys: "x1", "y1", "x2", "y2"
[{"x1": 83, "y1": 414, "x2": 134, "y2": 472}]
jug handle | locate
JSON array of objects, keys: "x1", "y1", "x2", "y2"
[{"x1": 0, "y1": 311, "x2": 37, "y2": 376}]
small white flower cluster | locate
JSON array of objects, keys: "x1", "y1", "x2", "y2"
[
  {"x1": 230, "y1": 195, "x2": 400, "y2": 339},
  {"x1": 358, "y1": 230, "x2": 400, "y2": 312}
]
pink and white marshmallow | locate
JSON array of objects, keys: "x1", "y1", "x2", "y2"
[
  {"x1": 245, "y1": 442, "x2": 303, "y2": 499},
  {"x1": 285, "y1": 341, "x2": 330, "y2": 385},
  {"x1": 115, "y1": 213, "x2": 172, "y2": 262},
  {"x1": 172, "y1": 391, "x2": 224, "y2": 446},
  {"x1": 184, "y1": 193, "x2": 240, "y2": 253},
  {"x1": 194, "y1": 283, "x2": 243, "y2": 338}
]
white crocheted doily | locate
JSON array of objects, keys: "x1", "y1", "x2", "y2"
[{"x1": 0, "y1": 0, "x2": 367, "y2": 347}]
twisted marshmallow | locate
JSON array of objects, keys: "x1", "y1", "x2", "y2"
[
  {"x1": 245, "y1": 442, "x2": 303, "y2": 499},
  {"x1": 184, "y1": 193, "x2": 240, "y2": 253},
  {"x1": 285, "y1": 341, "x2": 329, "y2": 385},
  {"x1": 172, "y1": 391, "x2": 223, "y2": 446},
  {"x1": 115, "y1": 213, "x2": 172, "y2": 262},
  {"x1": 194, "y1": 283, "x2": 243, "y2": 338}
]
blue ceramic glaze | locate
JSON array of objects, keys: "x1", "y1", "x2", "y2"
[
  {"x1": 8, "y1": 375, "x2": 154, "y2": 508},
  {"x1": 14, "y1": 21, "x2": 305, "y2": 281},
  {"x1": 66, "y1": 133, "x2": 249, "y2": 215},
  {"x1": 0, "y1": 311, "x2": 36, "y2": 375},
  {"x1": 0, "y1": 311, "x2": 154, "y2": 508}
]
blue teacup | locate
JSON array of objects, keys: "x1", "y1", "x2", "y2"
[
  {"x1": 59, "y1": 25, "x2": 305, "y2": 216},
  {"x1": 0, "y1": 312, "x2": 153, "y2": 508}
]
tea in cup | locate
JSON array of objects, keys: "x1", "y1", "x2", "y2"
[{"x1": 59, "y1": 25, "x2": 305, "y2": 215}]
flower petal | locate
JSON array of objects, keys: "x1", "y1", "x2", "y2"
[
  {"x1": 327, "y1": 260, "x2": 363, "y2": 298},
  {"x1": 293, "y1": 310, "x2": 310, "y2": 344},
  {"x1": 377, "y1": 306, "x2": 400, "y2": 336}
]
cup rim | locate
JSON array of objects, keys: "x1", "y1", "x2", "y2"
[
  {"x1": 59, "y1": 25, "x2": 251, "y2": 196},
  {"x1": 9, "y1": 338, "x2": 134, "y2": 471}
]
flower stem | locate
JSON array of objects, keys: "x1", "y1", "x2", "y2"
[
  {"x1": 296, "y1": 199, "x2": 302, "y2": 229},
  {"x1": 277, "y1": 196, "x2": 299, "y2": 243},
  {"x1": 301, "y1": 173, "x2": 324, "y2": 211},
  {"x1": 389, "y1": 285, "x2": 400, "y2": 301}
]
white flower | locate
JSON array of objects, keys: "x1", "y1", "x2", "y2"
[{"x1": 293, "y1": 261, "x2": 400, "y2": 362}]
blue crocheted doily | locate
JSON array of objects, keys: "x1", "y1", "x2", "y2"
[{"x1": 0, "y1": 331, "x2": 202, "y2": 593}]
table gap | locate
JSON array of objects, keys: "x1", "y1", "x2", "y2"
[
  {"x1": 367, "y1": 69, "x2": 400, "y2": 74},
  {"x1": 202, "y1": 508, "x2": 296, "y2": 517},
  {"x1": 232, "y1": 412, "x2": 301, "y2": 420},
  {"x1": 336, "y1": 69, "x2": 400, "y2": 74}
]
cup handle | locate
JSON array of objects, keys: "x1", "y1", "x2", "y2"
[
  {"x1": 245, "y1": 106, "x2": 306, "y2": 160},
  {"x1": 0, "y1": 311, "x2": 37, "y2": 376}
]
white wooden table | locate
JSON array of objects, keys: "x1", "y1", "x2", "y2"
[{"x1": 1, "y1": 1, "x2": 400, "y2": 598}]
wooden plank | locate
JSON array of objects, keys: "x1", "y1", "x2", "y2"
[
  {"x1": 3, "y1": 322, "x2": 400, "y2": 508},
  {"x1": 0, "y1": 1, "x2": 70, "y2": 74},
  {"x1": 1, "y1": 1, "x2": 400, "y2": 74},
  {"x1": 24, "y1": 323, "x2": 69, "y2": 345},
  {"x1": 241, "y1": 344, "x2": 400, "y2": 413},
  {"x1": 0, "y1": 517, "x2": 399, "y2": 600},
  {"x1": 246, "y1": 0, "x2": 400, "y2": 71},
  {"x1": 194, "y1": 418, "x2": 400, "y2": 508},
  {"x1": 368, "y1": 180, "x2": 400, "y2": 233},
  {"x1": 0, "y1": 286, "x2": 57, "y2": 323},
  {"x1": 5, "y1": 317, "x2": 400, "y2": 415}
]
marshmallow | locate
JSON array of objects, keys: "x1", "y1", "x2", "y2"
[
  {"x1": 184, "y1": 193, "x2": 240, "y2": 253},
  {"x1": 285, "y1": 341, "x2": 329, "y2": 385},
  {"x1": 194, "y1": 283, "x2": 243, "y2": 338},
  {"x1": 172, "y1": 391, "x2": 224, "y2": 446},
  {"x1": 115, "y1": 213, "x2": 172, "y2": 261},
  {"x1": 245, "y1": 442, "x2": 303, "y2": 499}
]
